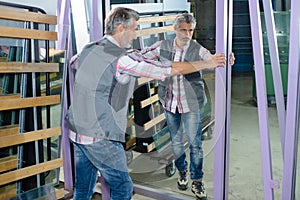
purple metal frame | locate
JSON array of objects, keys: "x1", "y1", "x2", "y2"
[
  {"x1": 214, "y1": 0, "x2": 233, "y2": 199},
  {"x1": 282, "y1": 0, "x2": 300, "y2": 199},
  {"x1": 248, "y1": 0, "x2": 275, "y2": 199},
  {"x1": 61, "y1": 38, "x2": 75, "y2": 192},
  {"x1": 56, "y1": 0, "x2": 75, "y2": 192},
  {"x1": 90, "y1": 0, "x2": 103, "y2": 42},
  {"x1": 56, "y1": 0, "x2": 70, "y2": 50},
  {"x1": 133, "y1": 185, "x2": 193, "y2": 200},
  {"x1": 262, "y1": 0, "x2": 286, "y2": 154},
  {"x1": 249, "y1": 0, "x2": 300, "y2": 199},
  {"x1": 91, "y1": 2, "x2": 111, "y2": 199},
  {"x1": 99, "y1": 176, "x2": 110, "y2": 200}
]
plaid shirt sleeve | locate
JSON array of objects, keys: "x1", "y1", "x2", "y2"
[
  {"x1": 116, "y1": 41, "x2": 172, "y2": 83},
  {"x1": 199, "y1": 46, "x2": 212, "y2": 60}
]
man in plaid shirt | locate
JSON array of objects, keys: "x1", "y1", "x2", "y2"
[{"x1": 153, "y1": 13, "x2": 234, "y2": 200}]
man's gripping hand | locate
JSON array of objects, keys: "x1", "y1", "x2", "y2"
[{"x1": 207, "y1": 53, "x2": 226, "y2": 69}]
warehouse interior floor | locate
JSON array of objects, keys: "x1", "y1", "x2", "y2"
[{"x1": 60, "y1": 72, "x2": 300, "y2": 200}]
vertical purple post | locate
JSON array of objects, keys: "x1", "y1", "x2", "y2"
[
  {"x1": 225, "y1": 0, "x2": 233, "y2": 198},
  {"x1": 61, "y1": 40, "x2": 75, "y2": 192},
  {"x1": 248, "y1": 0, "x2": 274, "y2": 199},
  {"x1": 56, "y1": 0, "x2": 70, "y2": 50},
  {"x1": 95, "y1": 2, "x2": 111, "y2": 199},
  {"x1": 90, "y1": 0, "x2": 104, "y2": 42},
  {"x1": 262, "y1": 0, "x2": 286, "y2": 153},
  {"x1": 214, "y1": 0, "x2": 232, "y2": 199},
  {"x1": 56, "y1": 0, "x2": 75, "y2": 193},
  {"x1": 282, "y1": 0, "x2": 300, "y2": 199},
  {"x1": 100, "y1": 176, "x2": 110, "y2": 200}
]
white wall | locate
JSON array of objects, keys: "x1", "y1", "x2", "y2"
[{"x1": 70, "y1": 0, "x2": 90, "y2": 53}]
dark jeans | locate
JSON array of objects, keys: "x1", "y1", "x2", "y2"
[
  {"x1": 72, "y1": 140, "x2": 133, "y2": 200},
  {"x1": 164, "y1": 109, "x2": 204, "y2": 180}
]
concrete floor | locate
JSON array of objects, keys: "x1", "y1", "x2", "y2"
[
  {"x1": 129, "y1": 73, "x2": 298, "y2": 199},
  {"x1": 59, "y1": 73, "x2": 300, "y2": 199},
  {"x1": 127, "y1": 73, "x2": 272, "y2": 200}
]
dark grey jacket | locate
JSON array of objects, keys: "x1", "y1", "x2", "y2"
[
  {"x1": 66, "y1": 38, "x2": 135, "y2": 142},
  {"x1": 158, "y1": 39, "x2": 207, "y2": 111}
]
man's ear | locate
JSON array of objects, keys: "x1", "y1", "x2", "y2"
[{"x1": 116, "y1": 24, "x2": 124, "y2": 33}]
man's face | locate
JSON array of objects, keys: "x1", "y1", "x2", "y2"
[
  {"x1": 174, "y1": 22, "x2": 195, "y2": 47},
  {"x1": 120, "y1": 20, "x2": 138, "y2": 48}
]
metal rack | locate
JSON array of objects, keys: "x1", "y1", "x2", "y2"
[{"x1": 0, "y1": 2, "x2": 64, "y2": 199}]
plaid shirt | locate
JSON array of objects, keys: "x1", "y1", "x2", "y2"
[
  {"x1": 69, "y1": 36, "x2": 172, "y2": 144},
  {"x1": 165, "y1": 40, "x2": 212, "y2": 114},
  {"x1": 116, "y1": 42, "x2": 171, "y2": 84}
]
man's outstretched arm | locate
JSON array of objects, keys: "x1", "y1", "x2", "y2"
[
  {"x1": 117, "y1": 52, "x2": 226, "y2": 80},
  {"x1": 171, "y1": 53, "x2": 226, "y2": 75}
]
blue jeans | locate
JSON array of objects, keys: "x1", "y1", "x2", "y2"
[
  {"x1": 72, "y1": 140, "x2": 133, "y2": 200},
  {"x1": 164, "y1": 109, "x2": 204, "y2": 181}
]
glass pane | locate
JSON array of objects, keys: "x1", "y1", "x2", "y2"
[
  {"x1": 127, "y1": 6, "x2": 217, "y2": 199},
  {"x1": 261, "y1": 11, "x2": 290, "y2": 64},
  {"x1": 9, "y1": 184, "x2": 56, "y2": 200},
  {"x1": 127, "y1": 69, "x2": 216, "y2": 199}
]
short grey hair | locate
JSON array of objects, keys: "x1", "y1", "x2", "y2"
[
  {"x1": 105, "y1": 7, "x2": 139, "y2": 35},
  {"x1": 173, "y1": 13, "x2": 196, "y2": 29}
]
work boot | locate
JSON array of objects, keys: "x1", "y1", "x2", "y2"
[
  {"x1": 177, "y1": 169, "x2": 189, "y2": 190},
  {"x1": 191, "y1": 180, "x2": 207, "y2": 200}
]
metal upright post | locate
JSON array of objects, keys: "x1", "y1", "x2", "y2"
[
  {"x1": 262, "y1": 0, "x2": 286, "y2": 154},
  {"x1": 30, "y1": 20, "x2": 41, "y2": 188},
  {"x1": 248, "y1": 0, "x2": 274, "y2": 199},
  {"x1": 282, "y1": 0, "x2": 300, "y2": 199},
  {"x1": 214, "y1": 0, "x2": 233, "y2": 199},
  {"x1": 17, "y1": 21, "x2": 30, "y2": 195},
  {"x1": 58, "y1": 0, "x2": 75, "y2": 193},
  {"x1": 90, "y1": 0, "x2": 104, "y2": 42},
  {"x1": 92, "y1": 1, "x2": 111, "y2": 199},
  {"x1": 45, "y1": 23, "x2": 52, "y2": 164}
]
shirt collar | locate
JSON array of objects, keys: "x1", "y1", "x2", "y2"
[
  {"x1": 104, "y1": 35, "x2": 120, "y2": 47},
  {"x1": 173, "y1": 38, "x2": 190, "y2": 52}
]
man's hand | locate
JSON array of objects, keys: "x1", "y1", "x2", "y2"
[
  {"x1": 171, "y1": 53, "x2": 226, "y2": 75},
  {"x1": 207, "y1": 53, "x2": 226, "y2": 69},
  {"x1": 202, "y1": 52, "x2": 234, "y2": 70},
  {"x1": 229, "y1": 52, "x2": 235, "y2": 65}
]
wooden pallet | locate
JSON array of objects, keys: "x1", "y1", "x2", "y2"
[{"x1": 0, "y1": 6, "x2": 64, "y2": 199}]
